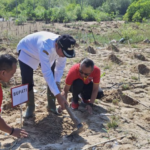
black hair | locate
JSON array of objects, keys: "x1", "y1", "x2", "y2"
[
  {"x1": 80, "y1": 58, "x2": 94, "y2": 69},
  {"x1": 56, "y1": 38, "x2": 61, "y2": 49},
  {"x1": 0, "y1": 54, "x2": 17, "y2": 71}
]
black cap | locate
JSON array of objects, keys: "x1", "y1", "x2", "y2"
[{"x1": 57, "y1": 34, "x2": 76, "y2": 58}]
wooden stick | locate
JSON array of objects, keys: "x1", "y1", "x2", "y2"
[
  {"x1": 20, "y1": 104, "x2": 23, "y2": 128},
  {"x1": 90, "y1": 28, "x2": 96, "y2": 43},
  {"x1": 82, "y1": 135, "x2": 126, "y2": 150}
]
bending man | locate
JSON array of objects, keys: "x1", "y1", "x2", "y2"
[{"x1": 17, "y1": 31, "x2": 76, "y2": 118}]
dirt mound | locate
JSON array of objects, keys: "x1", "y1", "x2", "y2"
[
  {"x1": 93, "y1": 41, "x2": 101, "y2": 46},
  {"x1": 33, "y1": 30, "x2": 38, "y2": 32},
  {"x1": 80, "y1": 40, "x2": 86, "y2": 44},
  {"x1": 2, "y1": 100, "x2": 12, "y2": 110},
  {"x1": 75, "y1": 43, "x2": 79, "y2": 47},
  {"x1": 131, "y1": 53, "x2": 147, "y2": 61},
  {"x1": 103, "y1": 89, "x2": 138, "y2": 105},
  {"x1": 121, "y1": 94, "x2": 138, "y2": 105},
  {"x1": 143, "y1": 114, "x2": 150, "y2": 122},
  {"x1": 19, "y1": 143, "x2": 34, "y2": 149},
  {"x1": 131, "y1": 64, "x2": 150, "y2": 75},
  {"x1": 107, "y1": 44, "x2": 119, "y2": 52},
  {"x1": 22, "y1": 113, "x2": 74, "y2": 145},
  {"x1": 107, "y1": 54, "x2": 123, "y2": 64},
  {"x1": 0, "y1": 47, "x2": 7, "y2": 51},
  {"x1": 85, "y1": 46, "x2": 96, "y2": 54}
]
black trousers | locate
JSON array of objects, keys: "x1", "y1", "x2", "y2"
[
  {"x1": 70, "y1": 79, "x2": 104, "y2": 104},
  {"x1": 19, "y1": 60, "x2": 55, "y2": 92}
]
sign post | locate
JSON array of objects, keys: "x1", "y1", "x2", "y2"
[
  {"x1": 11, "y1": 84, "x2": 28, "y2": 128},
  {"x1": 20, "y1": 104, "x2": 23, "y2": 128}
]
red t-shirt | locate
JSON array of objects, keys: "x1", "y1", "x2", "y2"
[
  {"x1": 0, "y1": 84, "x2": 3, "y2": 112},
  {"x1": 66, "y1": 63, "x2": 100, "y2": 85}
]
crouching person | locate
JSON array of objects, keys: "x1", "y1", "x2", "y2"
[
  {"x1": 0, "y1": 54, "x2": 28, "y2": 138},
  {"x1": 61, "y1": 58, "x2": 104, "y2": 114}
]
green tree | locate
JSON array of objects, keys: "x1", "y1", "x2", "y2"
[
  {"x1": 86, "y1": 0, "x2": 105, "y2": 9},
  {"x1": 124, "y1": 0, "x2": 150, "y2": 22},
  {"x1": 101, "y1": 0, "x2": 131, "y2": 15}
]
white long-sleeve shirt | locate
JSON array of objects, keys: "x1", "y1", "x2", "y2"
[{"x1": 17, "y1": 31, "x2": 66, "y2": 96}]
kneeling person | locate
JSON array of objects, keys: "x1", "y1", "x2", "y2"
[{"x1": 62, "y1": 58, "x2": 104, "y2": 114}]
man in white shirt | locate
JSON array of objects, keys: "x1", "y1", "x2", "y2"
[{"x1": 17, "y1": 31, "x2": 76, "y2": 118}]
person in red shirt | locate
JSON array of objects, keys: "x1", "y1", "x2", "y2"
[
  {"x1": 0, "y1": 54, "x2": 28, "y2": 138},
  {"x1": 61, "y1": 58, "x2": 104, "y2": 114}
]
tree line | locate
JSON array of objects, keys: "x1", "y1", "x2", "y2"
[{"x1": 0, "y1": 0, "x2": 149, "y2": 24}]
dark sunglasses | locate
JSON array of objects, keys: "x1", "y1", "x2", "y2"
[{"x1": 79, "y1": 69, "x2": 90, "y2": 77}]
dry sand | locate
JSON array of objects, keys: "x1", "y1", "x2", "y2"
[{"x1": 0, "y1": 21, "x2": 150, "y2": 150}]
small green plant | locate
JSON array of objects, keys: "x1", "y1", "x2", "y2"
[
  {"x1": 131, "y1": 76, "x2": 138, "y2": 80},
  {"x1": 122, "y1": 84, "x2": 129, "y2": 90},
  {"x1": 102, "y1": 128, "x2": 110, "y2": 140},
  {"x1": 121, "y1": 27, "x2": 137, "y2": 40},
  {"x1": 107, "y1": 120, "x2": 118, "y2": 129},
  {"x1": 101, "y1": 72, "x2": 105, "y2": 78},
  {"x1": 147, "y1": 139, "x2": 150, "y2": 144},
  {"x1": 15, "y1": 14, "x2": 27, "y2": 25},
  {"x1": 112, "y1": 99, "x2": 119, "y2": 105},
  {"x1": 73, "y1": 58, "x2": 80, "y2": 63},
  {"x1": 107, "y1": 107, "x2": 115, "y2": 113},
  {"x1": 94, "y1": 99, "x2": 99, "y2": 104},
  {"x1": 131, "y1": 44, "x2": 139, "y2": 48},
  {"x1": 104, "y1": 65, "x2": 111, "y2": 70},
  {"x1": 111, "y1": 116, "x2": 119, "y2": 120},
  {"x1": 107, "y1": 116, "x2": 118, "y2": 129}
]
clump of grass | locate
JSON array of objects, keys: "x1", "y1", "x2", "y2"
[
  {"x1": 101, "y1": 72, "x2": 105, "y2": 78},
  {"x1": 107, "y1": 116, "x2": 118, "y2": 129},
  {"x1": 103, "y1": 62, "x2": 113, "y2": 71},
  {"x1": 104, "y1": 64, "x2": 112, "y2": 70},
  {"x1": 131, "y1": 44, "x2": 139, "y2": 48},
  {"x1": 107, "y1": 107, "x2": 115, "y2": 113},
  {"x1": 131, "y1": 76, "x2": 138, "y2": 80},
  {"x1": 147, "y1": 139, "x2": 150, "y2": 144},
  {"x1": 112, "y1": 99, "x2": 119, "y2": 105},
  {"x1": 122, "y1": 84, "x2": 129, "y2": 90},
  {"x1": 94, "y1": 99, "x2": 99, "y2": 104},
  {"x1": 73, "y1": 58, "x2": 80, "y2": 63},
  {"x1": 107, "y1": 120, "x2": 118, "y2": 129}
]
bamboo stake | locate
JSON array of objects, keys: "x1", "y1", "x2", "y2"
[{"x1": 83, "y1": 135, "x2": 126, "y2": 150}]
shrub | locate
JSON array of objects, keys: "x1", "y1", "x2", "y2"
[
  {"x1": 124, "y1": 0, "x2": 150, "y2": 22},
  {"x1": 15, "y1": 13, "x2": 27, "y2": 25},
  {"x1": 74, "y1": 5, "x2": 83, "y2": 20},
  {"x1": 81, "y1": 6, "x2": 96, "y2": 21},
  {"x1": 99, "y1": 12, "x2": 112, "y2": 21},
  {"x1": 34, "y1": 6, "x2": 45, "y2": 20},
  {"x1": 121, "y1": 26, "x2": 137, "y2": 40}
]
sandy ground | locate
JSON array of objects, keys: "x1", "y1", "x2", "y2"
[{"x1": 0, "y1": 21, "x2": 150, "y2": 150}]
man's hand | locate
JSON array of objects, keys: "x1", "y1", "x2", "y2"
[
  {"x1": 56, "y1": 94, "x2": 68, "y2": 110},
  {"x1": 86, "y1": 105, "x2": 93, "y2": 114},
  {"x1": 0, "y1": 117, "x2": 28, "y2": 139},
  {"x1": 12, "y1": 128, "x2": 28, "y2": 138}
]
